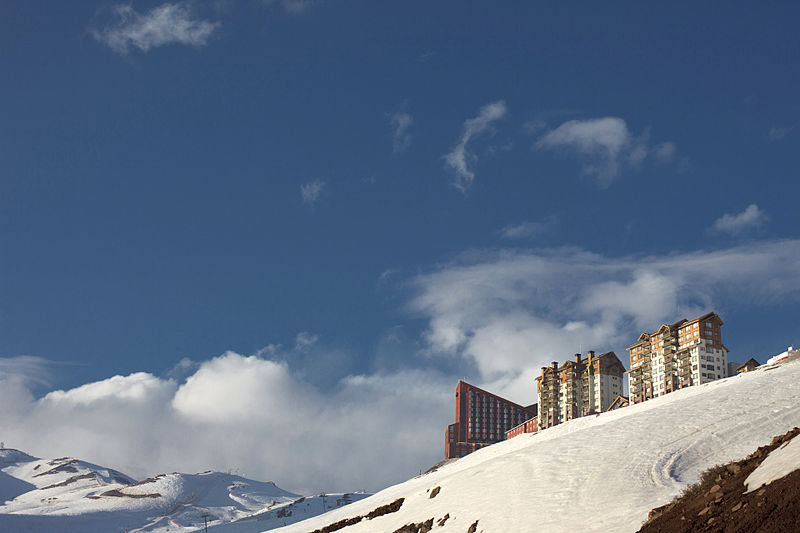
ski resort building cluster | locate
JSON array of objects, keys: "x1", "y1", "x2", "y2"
[
  {"x1": 442, "y1": 310, "x2": 796, "y2": 459},
  {"x1": 627, "y1": 312, "x2": 729, "y2": 404},
  {"x1": 536, "y1": 350, "x2": 626, "y2": 429}
]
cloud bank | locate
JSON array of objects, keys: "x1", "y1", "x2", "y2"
[
  {"x1": 91, "y1": 3, "x2": 220, "y2": 54},
  {"x1": 0, "y1": 352, "x2": 450, "y2": 494},
  {"x1": 444, "y1": 101, "x2": 508, "y2": 192}
]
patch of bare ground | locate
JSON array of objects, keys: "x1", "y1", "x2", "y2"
[
  {"x1": 308, "y1": 498, "x2": 405, "y2": 533},
  {"x1": 391, "y1": 517, "x2": 434, "y2": 533},
  {"x1": 41, "y1": 472, "x2": 95, "y2": 490},
  {"x1": 100, "y1": 488, "x2": 161, "y2": 499},
  {"x1": 424, "y1": 459, "x2": 457, "y2": 475},
  {"x1": 124, "y1": 474, "x2": 166, "y2": 487},
  {"x1": 638, "y1": 427, "x2": 800, "y2": 533},
  {"x1": 33, "y1": 461, "x2": 79, "y2": 477}
]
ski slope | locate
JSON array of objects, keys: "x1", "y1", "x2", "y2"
[
  {"x1": 0, "y1": 452, "x2": 369, "y2": 532},
  {"x1": 274, "y1": 359, "x2": 800, "y2": 533}
]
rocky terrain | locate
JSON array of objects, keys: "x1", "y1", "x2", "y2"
[{"x1": 638, "y1": 427, "x2": 800, "y2": 533}]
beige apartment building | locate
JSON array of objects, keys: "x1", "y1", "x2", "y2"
[
  {"x1": 536, "y1": 350, "x2": 626, "y2": 429},
  {"x1": 628, "y1": 312, "x2": 729, "y2": 404}
]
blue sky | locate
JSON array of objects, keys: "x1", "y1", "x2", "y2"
[{"x1": 1, "y1": 1, "x2": 800, "y2": 492}]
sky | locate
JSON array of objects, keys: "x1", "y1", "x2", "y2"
[{"x1": 1, "y1": 1, "x2": 800, "y2": 494}]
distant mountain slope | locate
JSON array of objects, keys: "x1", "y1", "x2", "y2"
[
  {"x1": 272, "y1": 359, "x2": 800, "y2": 533},
  {"x1": 0, "y1": 450, "x2": 368, "y2": 532}
]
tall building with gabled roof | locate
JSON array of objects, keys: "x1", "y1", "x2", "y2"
[
  {"x1": 536, "y1": 350, "x2": 625, "y2": 430},
  {"x1": 627, "y1": 311, "x2": 729, "y2": 404}
]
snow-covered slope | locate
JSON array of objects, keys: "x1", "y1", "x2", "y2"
[
  {"x1": 0, "y1": 452, "x2": 369, "y2": 532},
  {"x1": 273, "y1": 359, "x2": 800, "y2": 533}
]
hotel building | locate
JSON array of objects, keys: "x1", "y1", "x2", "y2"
[
  {"x1": 536, "y1": 350, "x2": 625, "y2": 430},
  {"x1": 444, "y1": 381, "x2": 537, "y2": 459},
  {"x1": 627, "y1": 312, "x2": 729, "y2": 404}
]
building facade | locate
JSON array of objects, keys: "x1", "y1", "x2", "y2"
[
  {"x1": 627, "y1": 312, "x2": 729, "y2": 404},
  {"x1": 505, "y1": 417, "x2": 539, "y2": 440},
  {"x1": 444, "y1": 381, "x2": 537, "y2": 459},
  {"x1": 535, "y1": 350, "x2": 625, "y2": 430}
]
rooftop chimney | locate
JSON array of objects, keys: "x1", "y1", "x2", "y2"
[{"x1": 574, "y1": 353, "x2": 581, "y2": 363}]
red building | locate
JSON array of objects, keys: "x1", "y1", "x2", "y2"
[
  {"x1": 445, "y1": 381, "x2": 537, "y2": 459},
  {"x1": 505, "y1": 417, "x2": 539, "y2": 440}
]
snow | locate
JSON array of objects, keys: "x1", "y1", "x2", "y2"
[
  {"x1": 272, "y1": 359, "x2": 800, "y2": 533},
  {"x1": 744, "y1": 433, "x2": 800, "y2": 493},
  {"x1": 0, "y1": 452, "x2": 369, "y2": 532}
]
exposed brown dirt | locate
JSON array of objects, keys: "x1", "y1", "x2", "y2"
[
  {"x1": 308, "y1": 498, "x2": 405, "y2": 533},
  {"x1": 33, "y1": 461, "x2": 79, "y2": 477},
  {"x1": 467, "y1": 520, "x2": 479, "y2": 533},
  {"x1": 424, "y1": 459, "x2": 457, "y2": 475},
  {"x1": 41, "y1": 472, "x2": 95, "y2": 490},
  {"x1": 429, "y1": 486, "x2": 441, "y2": 499},
  {"x1": 364, "y1": 498, "x2": 405, "y2": 520},
  {"x1": 100, "y1": 488, "x2": 162, "y2": 499},
  {"x1": 391, "y1": 517, "x2": 433, "y2": 533},
  {"x1": 638, "y1": 427, "x2": 800, "y2": 533}
]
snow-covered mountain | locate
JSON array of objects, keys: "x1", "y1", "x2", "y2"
[
  {"x1": 273, "y1": 358, "x2": 800, "y2": 533},
  {"x1": 0, "y1": 451, "x2": 369, "y2": 532}
]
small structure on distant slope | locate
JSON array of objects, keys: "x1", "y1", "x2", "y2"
[
  {"x1": 737, "y1": 358, "x2": 760, "y2": 374},
  {"x1": 606, "y1": 395, "x2": 629, "y2": 411},
  {"x1": 766, "y1": 346, "x2": 799, "y2": 365}
]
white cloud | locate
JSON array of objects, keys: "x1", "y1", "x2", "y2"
[
  {"x1": 263, "y1": 0, "x2": 317, "y2": 13},
  {"x1": 712, "y1": 204, "x2": 768, "y2": 235},
  {"x1": 91, "y1": 3, "x2": 220, "y2": 54},
  {"x1": 45, "y1": 373, "x2": 172, "y2": 407},
  {"x1": 390, "y1": 112, "x2": 413, "y2": 154},
  {"x1": 521, "y1": 119, "x2": 547, "y2": 135},
  {"x1": 652, "y1": 141, "x2": 677, "y2": 162},
  {"x1": 0, "y1": 355, "x2": 55, "y2": 390},
  {"x1": 300, "y1": 179, "x2": 325, "y2": 206},
  {"x1": 294, "y1": 331, "x2": 319, "y2": 351},
  {"x1": 499, "y1": 216, "x2": 557, "y2": 240},
  {"x1": 535, "y1": 117, "x2": 677, "y2": 186},
  {"x1": 768, "y1": 126, "x2": 794, "y2": 141},
  {"x1": 409, "y1": 240, "x2": 800, "y2": 401},
  {"x1": 444, "y1": 101, "x2": 508, "y2": 192},
  {"x1": 0, "y1": 350, "x2": 450, "y2": 494}
]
